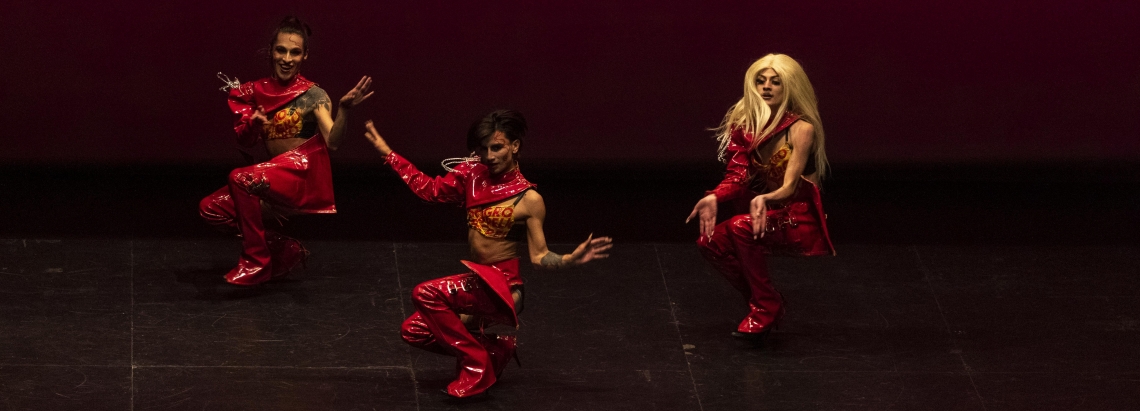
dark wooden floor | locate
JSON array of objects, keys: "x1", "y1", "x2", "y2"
[{"x1": 1, "y1": 163, "x2": 1138, "y2": 410}]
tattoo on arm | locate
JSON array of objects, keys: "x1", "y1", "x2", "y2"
[
  {"x1": 293, "y1": 87, "x2": 330, "y2": 112},
  {"x1": 540, "y1": 251, "x2": 565, "y2": 269}
]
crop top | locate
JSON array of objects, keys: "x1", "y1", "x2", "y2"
[
  {"x1": 751, "y1": 130, "x2": 792, "y2": 186},
  {"x1": 749, "y1": 128, "x2": 818, "y2": 191},
  {"x1": 467, "y1": 189, "x2": 530, "y2": 241},
  {"x1": 263, "y1": 87, "x2": 328, "y2": 140}
]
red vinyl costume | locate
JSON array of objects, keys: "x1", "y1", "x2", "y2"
[
  {"x1": 697, "y1": 113, "x2": 835, "y2": 335},
  {"x1": 199, "y1": 75, "x2": 336, "y2": 286},
  {"x1": 385, "y1": 151, "x2": 534, "y2": 397}
]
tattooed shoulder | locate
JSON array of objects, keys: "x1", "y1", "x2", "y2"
[
  {"x1": 294, "y1": 86, "x2": 331, "y2": 113},
  {"x1": 308, "y1": 86, "x2": 331, "y2": 103}
]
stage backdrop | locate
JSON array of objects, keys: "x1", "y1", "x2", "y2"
[{"x1": 2, "y1": 0, "x2": 1137, "y2": 166}]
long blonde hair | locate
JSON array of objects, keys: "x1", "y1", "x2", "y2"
[{"x1": 715, "y1": 54, "x2": 829, "y2": 180}]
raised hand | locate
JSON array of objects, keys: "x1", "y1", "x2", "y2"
[
  {"x1": 686, "y1": 194, "x2": 718, "y2": 237},
  {"x1": 363, "y1": 120, "x2": 392, "y2": 156},
  {"x1": 568, "y1": 234, "x2": 613, "y2": 265},
  {"x1": 749, "y1": 195, "x2": 768, "y2": 238},
  {"x1": 338, "y1": 76, "x2": 374, "y2": 109}
]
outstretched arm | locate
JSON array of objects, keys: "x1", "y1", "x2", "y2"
[
  {"x1": 316, "y1": 76, "x2": 374, "y2": 150},
  {"x1": 363, "y1": 120, "x2": 464, "y2": 204},
  {"x1": 524, "y1": 191, "x2": 613, "y2": 269}
]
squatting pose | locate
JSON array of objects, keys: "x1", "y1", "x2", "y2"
[
  {"x1": 687, "y1": 54, "x2": 835, "y2": 339},
  {"x1": 363, "y1": 110, "x2": 613, "y2": 397},
  {"x1": 199, "y1": 16, "x2": 372, "y2": 285}
]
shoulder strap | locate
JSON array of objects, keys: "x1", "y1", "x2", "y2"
[{"x1": 510, "y1": 188, "x2": 532, "y2": 206}]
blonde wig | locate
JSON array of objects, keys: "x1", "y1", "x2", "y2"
[{"x1": 715, "y1": 54, "x2": 829, "y2": 181}]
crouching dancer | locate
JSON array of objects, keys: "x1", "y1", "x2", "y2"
[
  {"x1": 198, "y1": 16, "x2": 372, "y2": 285},
  {"x1": 363, "y1": 110, "x2": 613, "y2": 398}
]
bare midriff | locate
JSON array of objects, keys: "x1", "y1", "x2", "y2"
[
  {"x1": 468, "y1": 229, "x2": 523, "y2": 265},
  {"x1": 467, "y1": 194, "x2": 530, "y2": 309},
  {"x1": 266, "y1": 137, "x2": 310, "y2": 157}
]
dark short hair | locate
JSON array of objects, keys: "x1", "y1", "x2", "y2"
[
  {"x1": 466, "y1": 110, "x2": 527, "y2": 151},
  {"x1": 270, "y1": 16, "x2": 312, "y2": 52}
]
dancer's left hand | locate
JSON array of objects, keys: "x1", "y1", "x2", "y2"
[
  {"x1": 339, "y1": 76, "x2": 374, "y2": 109},
  {"x1": 750, "y1": 196, "x2": 768, "y2": 238},
  {"x1": 569, "y1": 234, "x2": 613, "y2": 265}
]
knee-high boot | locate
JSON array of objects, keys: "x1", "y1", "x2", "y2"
[
  {"x1": 699, "y1": 214, "x2": 784, "y2": 334},
  {"x1": 199, "y1": 186, "x2": 238, "y2": 231},
  {"x1": 409, "y1": 278, "x2": 496, "y2": 398},
  {"x1": 403, "y1": 314, "x2": 519, "y2": 381},
  {"x1": 400, "y1": 312, "x2": 454, "y2": 356},
  {"x1": 224, "y1": 169, "x2": 272, "y2": 285},
  {"x1": 697, "y1": 226, "x2": 752, "y2": 300},
  {"x1": 474, "y1": 334, "x2": 518, "y2": 379},
  {"x1": 265, "y1": 231, "x2": 307, "y2": 278}
]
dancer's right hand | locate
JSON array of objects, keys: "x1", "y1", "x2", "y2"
[
  {"x1": 363, "y1": 120, "x2": 392, "y2": 156},
  {"x1": 686, "y1": 194, "x2": 717, "y2": 238},
  {"x1": 250, "y1": 105, "x2": 267, "y2": 127}
]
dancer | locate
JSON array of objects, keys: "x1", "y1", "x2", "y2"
[
  {"x1": 199, "y1": 16, "x2": 373, "y2": 286},
  {"x1": 687, "y1": 54, "x2": 835, "y2": 340},
  {"x1": 363, "y1": 110, "x2": 613, "y2": 398}
]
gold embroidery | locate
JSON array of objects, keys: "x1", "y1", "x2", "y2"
[
  {"x1": 264, "y1": 108, "x2": 303, "y2": 140},
  {"x1": 467, "y1": 205, "x2": 516, "y2": 238}
]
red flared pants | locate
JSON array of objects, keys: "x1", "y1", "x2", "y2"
[
  {"x1": 696, "y1": 182, "x2": 834, "y2": 334},
  {"x1": 401, "y1": 270, "x2": 519, "y2": 398},
  {"x1": 697, "y1": 214, "x2": 785, "y2": 334},
  {"x1": 198, "y1": 137, "x2": 335, "y2": 285}
]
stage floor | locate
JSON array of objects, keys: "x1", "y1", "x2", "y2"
[{"x1": 2, "y1": 239, "x2": 1138, "y2": 410}]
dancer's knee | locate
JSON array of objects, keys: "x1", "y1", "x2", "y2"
[
  {"x1": 411, "y1": 281, "x2": 450, "y2": 311},
  {"x1": 698, "y1": 217, "x2": 744, "y2": 256},
  {"x1": 227, "y1": 166, "x2": 264, "y2": 190},
  {"x1": 400, "y1": 316, "x2": 431, "y2": 345},
  {"x1": 726, "y1": 214, "x2": 754, "y2": 237},
  {"x1": 227, "y1": 166, "x2": 255, "y2": 184},
  {"x1": 199, "y1": 195, "x2": 216, "y2": 218},
  {"x1": 198, "y1": 192, "x2": 232, "y2": 226}
]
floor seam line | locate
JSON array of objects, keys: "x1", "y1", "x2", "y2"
[
  {"x1": 911, "y1": 245, "x2": 987, "y2": 411},
  {"x1": 392, "y1": 244, "x2": 420, "y2": 411},
  {"x1": 957, "y1": 353, "x2": 988, "y2": 411},
  {"x1": 130, "y1": 240, "x2": 135, "y2": 411},
  {"x1": 911, "y1": 245, "x2": 953, "y2": 336},
  {"x1": 654, "y1": 244, "x2": 705, "y2": 411},
  {"x1": 130, "y1": 365, "x2": 413, "y2": 370}
]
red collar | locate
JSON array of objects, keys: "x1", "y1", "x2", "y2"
[
  {"x1": 457, "y1": 161, "x2": 537, "y2": 208},
  {"x1": 237, "y1": 75, "x2": 315, "y2": 113},
  {"x1": 747, "y1": 112, "x2": 801, "y2": 151}
]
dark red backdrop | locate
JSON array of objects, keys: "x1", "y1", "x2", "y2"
[{"x1": 2, "y1": 0, "x2": 1137, "y2": 166}]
